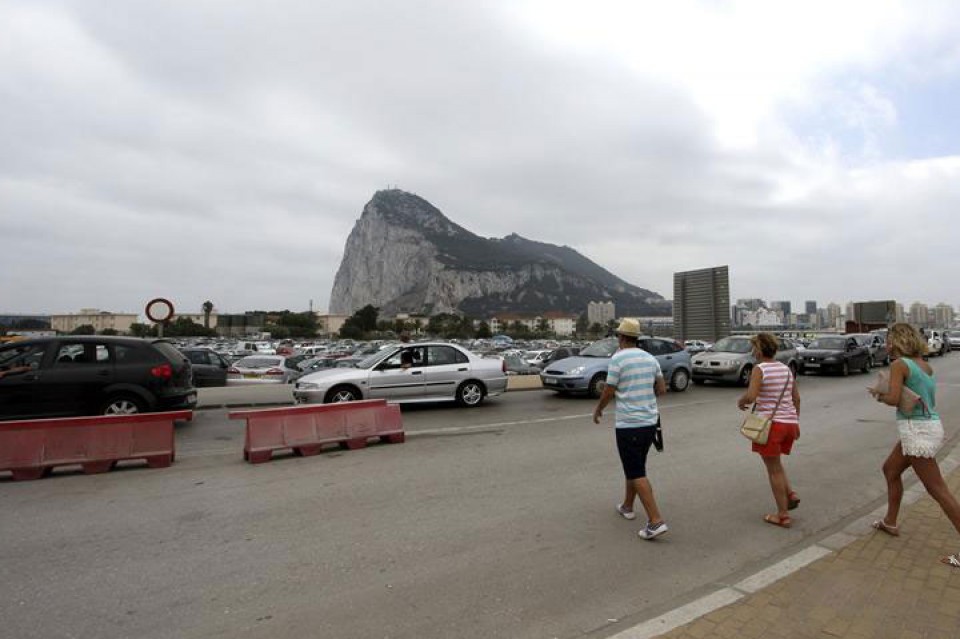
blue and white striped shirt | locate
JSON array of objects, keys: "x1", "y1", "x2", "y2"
[{"x1": 606, "y1": 347, "x2": 662, "y2": 428}]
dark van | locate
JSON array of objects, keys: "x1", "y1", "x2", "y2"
[{"x1": 0, "y1": 336, "x2": 197, "y2": 420}]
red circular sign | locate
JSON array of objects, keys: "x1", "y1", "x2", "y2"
[{"x1": 145, "y1": 298, "x2": 175, "y2": 323}]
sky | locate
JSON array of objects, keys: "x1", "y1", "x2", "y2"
[{"x1": 3, "y1": 0, "x2": 960, "y2": 318}]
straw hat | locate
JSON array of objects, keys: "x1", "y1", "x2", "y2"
[{"x1": 615, "y1": 318, "x2": 640, "y2": 338}]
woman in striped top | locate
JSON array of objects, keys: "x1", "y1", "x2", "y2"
[{"x1": 737, "y1": 333, "x2": 802, "y2": 528}]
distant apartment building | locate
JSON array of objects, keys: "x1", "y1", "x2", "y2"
[
  {"x1": 909, "y1": 302, "x2": 930, "y2": 327},
  {"x1": 542, "y1": 311, "x2": 578, "y2": 337},
  {"x1": 489, "y1": 314, "x2": 540, "y2": 334},
  {"x1": 895, "y1": 303, "x2": 906, "y2": 323},
  {"x1": 736, "y1": 298, "x2": 766, "y2": 312},
  {"x1": 51, "y1": 309, "x2": 139, "y2": 334},
  {"x1": 826, "y1": 303, "x2": 842, "y2": 329},
  {"x1": 673, "y1": 266, "x2": 730, "y2": 340},
  {"x1": 315, "y1": 313, "x2": 350, "y2": 337},
  {"x1": 805, "y1": 301, "x2": 817, "y2": 315},
  {"x1": 770, "y1": 301, "x2": 792, "y2": 316},
  {"x1": 587, "y1": 301, "x2": 615, "y2": 327},
  {"x1": 933, "y1": 303, "x2": 954, "y2": 328}
]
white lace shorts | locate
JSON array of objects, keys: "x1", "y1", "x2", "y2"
[{"x1": 897, "y1": 418, "x2": 944, "y2": 458}]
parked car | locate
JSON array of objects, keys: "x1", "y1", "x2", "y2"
[
  {"x1": 541, "y1": 346, "x2": 581, "y2": 368},
  {"x1": 503, "y1": 353, "x2": 540, "y2": 375},
  {"x1": 180, "y1": 347, "x2": 230, "y2": 387},
  {"x1": 0, "y1": 336, "x2": 197, "y2": 420},
  {"x1": 293, "y1": 342, "x2": 508, "y2": 407},
  {"x1": 539, "y1": 336, "x2": 692, "y2": 398},
  {"x1": 926, "y1": 330, "x2": 947, "y2": 356},
  {"x1": 946, "y1": 331, "x2": 960, "y2": 350},
  {"x1": 684, "y1": 340, "x2": 712, "y2": 354},
  {"x1": 522, "y1": 350, "x2": 553, "y2": 369},
  {"x1": 691, "y1": 336, "x2": 799, "y2": 386},
  {"x1": 846, "y1": 333, "x2": 890, "y2": 367},
  {"x1": 227, "y1": 355, "x2": 302, "y2": 384},
  {"x1": 798, "y1": 335, "x2": 871, "y2": 375}
]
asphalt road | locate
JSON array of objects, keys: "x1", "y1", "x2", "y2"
[{"x1": 3, "y1": 357, "x2": 959, "y2": 639}]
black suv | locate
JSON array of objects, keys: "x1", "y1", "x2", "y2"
[{"x1": 0, "y1": 336, "x2": 197, "y2": 420}]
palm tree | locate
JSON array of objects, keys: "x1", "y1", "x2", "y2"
[{"x1": 202, "y1": 300, "x2": 214, "y2": 328}]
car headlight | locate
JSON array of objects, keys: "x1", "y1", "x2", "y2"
[
  {"x1": 566, "y1": 366, "x2": 587, "y2": 376},
  {"x1": 297, "y1": 382, "x2": 320, "y2": 390}
]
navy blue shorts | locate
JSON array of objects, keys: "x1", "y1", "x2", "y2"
[{"x1": 616, "y1": 426, "x2": 657, "y2": 479}]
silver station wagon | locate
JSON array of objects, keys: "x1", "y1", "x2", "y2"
[{"x1": 293, "y1": 342, "x2": 508, "y2": 407}]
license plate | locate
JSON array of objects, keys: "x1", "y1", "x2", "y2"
[
  {"x1": 187, "y1": 393, "x2": 196, "y2": 403},
  {"x1": 805, "y1": 363, "x2": 820, "y2": 368},
  {"x1": 543, "y1": 377, "x2": 557, "y2": 385},
  {"x1": 243, "y1": 373, "x2": 260, "y2": 379}
]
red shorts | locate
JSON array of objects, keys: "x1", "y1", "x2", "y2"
[{"x1": 752, "y1": 420, "x2": 799, "y2": 457}]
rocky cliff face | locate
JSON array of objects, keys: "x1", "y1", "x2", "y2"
[{"x1": 329, "y1": 190, "x2": 670, "y2": 317}]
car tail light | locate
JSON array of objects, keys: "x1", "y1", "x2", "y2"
[
  {"x1": 265, "y1": 368, "x2": 284, "y2": 376},
  {"x1": 502, "y1": 359, "x2": 507, "y2": 373},
  {"x1": 151, "y1": 363, "x2": 173, "y2": 379},
  {"x1": 227, "y1": 367, "x2": 240, "y2": 375}
]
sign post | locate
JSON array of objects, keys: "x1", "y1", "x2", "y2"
[{"x1": 145, "y1": 298, "x2": 175, "y2": 338}]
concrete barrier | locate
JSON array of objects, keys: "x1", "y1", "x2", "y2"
[
  {"x1": 0, "y1": 411, "x2": 189, "y2": 481},
  {"x1": 229, "y1": 399, "x2": 404, "y2": 464}
]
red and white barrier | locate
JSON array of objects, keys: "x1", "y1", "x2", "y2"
[
  {"x1": 229, "y1": 399, "x2": 404, "y2": 464},
  {"x1": 0, "y1": 411, "x2": 189, "y2": 481}
]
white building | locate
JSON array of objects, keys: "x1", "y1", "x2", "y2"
[
  {"x1": 587, "y1": 301, "x2": 615, "y2": 326},
  {"x1": 51, "y1": 309, "x2": 139, "y2": 334}
]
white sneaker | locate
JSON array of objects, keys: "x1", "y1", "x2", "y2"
[
  {"x1": 616, "y1": 504, "x2": 637, "y2": 520},
  {"x1": 638, "y1": 521, "x2": 668, "y2": 540}
]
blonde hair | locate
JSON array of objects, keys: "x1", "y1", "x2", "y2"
[
  {"x1": 887, "y1": 323, "x2": 928, "y2": 358},
  {"x1": 750, "y1": 333, "x2": 779, "y2": 358}
]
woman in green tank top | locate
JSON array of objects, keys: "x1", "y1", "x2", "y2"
[{"x1": 868, "y1": 323, "x2": 960, "y2": 568}]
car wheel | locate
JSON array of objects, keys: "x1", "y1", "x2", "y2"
[
  {"x1": 861, "y1": 357, "x2": 871, "y2": 374},
  {"x1": 325, "y1": 385, "x2": 360, "y2": 403},
  {"x1": 670, "y1": 368, "x2": 690, "y2": 392},
  {"x1": 841, "y1": 361, "x2": 849, "y2": 376},
  {"x1": 868, "y1": 355, "x2": 875, "y2": 369},
  {"x1": 101, "y1": 394, "x2": 146, "y2": 415},
  {"x1": 588, "y1": 373, "x2": 607, "y2": 399},
  {"x1": 456, "y1": 381, "x2": 485, "y2": 407},
  {"x1": 738, "y1": 365, "x2": 752, "y2": 387}
]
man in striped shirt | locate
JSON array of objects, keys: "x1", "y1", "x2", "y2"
[{"x1": 592, "y1": 318, "x2": 669, "y2": 540}]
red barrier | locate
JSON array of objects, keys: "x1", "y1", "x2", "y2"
[
  {"x1": 0, "y1": 411, "x2": 189, "y2": 481},
  {"x1": 229, "y1": 399, "x2": 404, "y2": 464}
]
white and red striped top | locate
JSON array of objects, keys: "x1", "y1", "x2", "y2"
[{"x1": 754, "y1": 362, "x2": 799, "y2": 423}]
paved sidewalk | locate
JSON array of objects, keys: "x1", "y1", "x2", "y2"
[{"x1": 623, "y1": 449, "x2": 960, "y2": 639}]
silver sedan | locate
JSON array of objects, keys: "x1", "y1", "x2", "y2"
[
  {"x1": 227, "y1": 355, "x2": 302, "y2": 384},
  {"x1": 293, "y1": 342, "x2": 508, "y2": 407}
]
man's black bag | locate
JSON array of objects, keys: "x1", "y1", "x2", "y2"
[{"x1": 653, "y1": 417, "x2": 664, "y2": 452}]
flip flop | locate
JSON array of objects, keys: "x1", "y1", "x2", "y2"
[
  {"x1": 871, "y1": 519, "x2": 900, "y2": 537},
  {"x1": 787, "y1": 492, "x2": 800, "y2": 510},
  {"x1": 940, "y1": 554, "x2": 960, "y2": 568},
  {"x1": 763, "y1": 514, "x2": 792, "y2": 528}
]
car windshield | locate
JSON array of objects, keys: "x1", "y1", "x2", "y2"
[
  {"x1": 579, "y1": 338, "x2": 618, "y2": 358},
  {"x1": 808, "y1": 337, "x2": 846, "y2": 350},
  {"x1": 712, "y1": 337, "x2": 752, "y2": 354}
]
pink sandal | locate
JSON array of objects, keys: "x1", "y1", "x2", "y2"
[{"x1": 871, "y1": 519, "x2": 899, "y2": 537}]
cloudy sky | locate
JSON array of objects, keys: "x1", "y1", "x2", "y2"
[{"x1": 3, "y1": 0, "x2": 960, "y2": 318}]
